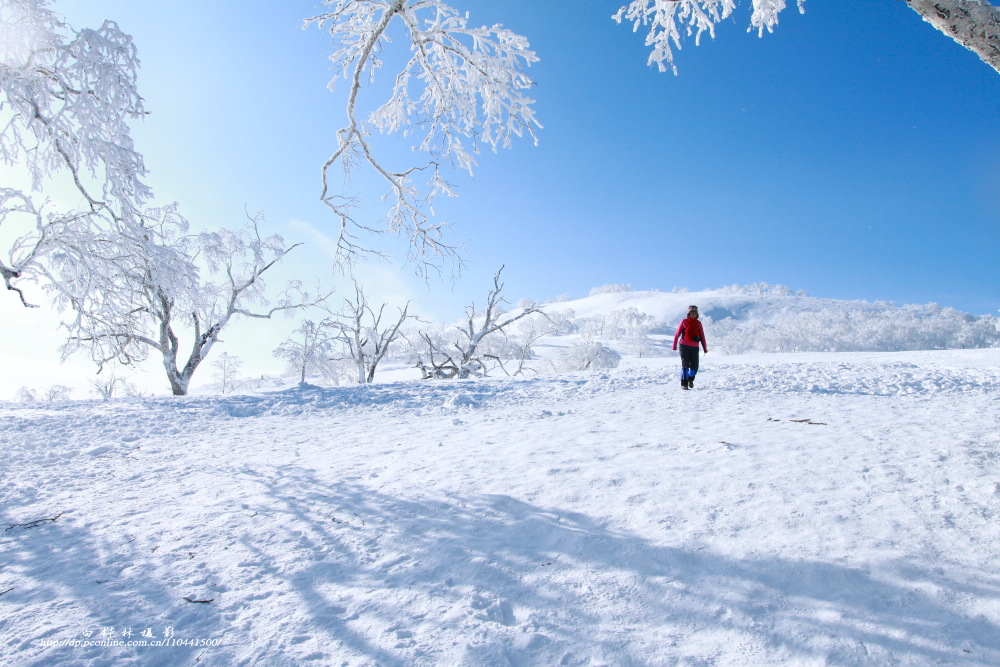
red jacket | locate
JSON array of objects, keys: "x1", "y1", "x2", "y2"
[{"x1": 673, "y1": 317, "x2": 707, "y2": 352}]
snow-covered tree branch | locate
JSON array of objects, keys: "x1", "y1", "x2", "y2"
[
  {"x1": 613, "y1": 0, "x2": 805, "y2": 74},
  {"x1": 307, "y1": 0, "x2": 540, "y2": 274},
  {"x1": 0, "y1": 0, "x2": 157, "y2": 305},
  {"x1": 613, "y1": 0, "x2": 1000, "y2": 76}
]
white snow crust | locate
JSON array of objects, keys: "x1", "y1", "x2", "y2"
[{"x1": 3, "y1": 348, "x2": 1000, "y2": 665}]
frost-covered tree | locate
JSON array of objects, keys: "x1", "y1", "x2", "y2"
[
  {"x1": 62, "y1": 212, "x2": 328, "y2": 396},
  {"x1": 543, "y1": 308, "x2": 577, "y2": 336},
  {"x1": 273, "y1": 319, "x2": 335, "y2": 384},
  {"x1": 324, "y1": 280, "x2": 416, "y2": 384},
  {"x1": 307, "y1": 0, "x2": 540, "y2": 273},
  {"x1": 610, "y1": 307, "x2": 655, "y2": 356},
  {"x1": 614, "y1": 0, "x2": 1000, "y2": 75},
  {"x1": 211, "y1": 352, "x2": 243, "y2": 395},
  {"x1": 579, "y1": 314, "x2": 612, "y2": 339},
  {"x1": 0, "y1": 0, "x2": 162, "y2": 307},
  {"x1": 415, "y1": 266, "x2": 543, "y2": 379}
]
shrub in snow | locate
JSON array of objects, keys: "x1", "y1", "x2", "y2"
[
  {"x1": 475, "y1": 332, "x2": 525, "y2": 360},
  {"x1": 15, "y1": 387, "x2": 38, "y2": 403},
  {"x1": 319, "y1": 359, "x2": 357, "y2": 387},
  {"x1": 15, "y1": 385, "x2": 72, "y2": 402},
  {"x1": 45, "y1": 385, "x2": 72, "y2": 401},
  {"x1": 589, "y1": 283, "x2": 633, "y2": 296},
  {"x1": 89, "y1": 374, "x2": 140, "y2": 401},
  {"x1": 547, "y1": 341, "x2": 622, "y2": 373}
]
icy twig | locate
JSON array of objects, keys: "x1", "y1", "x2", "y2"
[{"x1": 5, "y1": 511, "x2": 65, "y2": 532}]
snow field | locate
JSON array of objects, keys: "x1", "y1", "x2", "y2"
[{"x1": 2, "y1": 350, "x2": 1000, "y2": 665}]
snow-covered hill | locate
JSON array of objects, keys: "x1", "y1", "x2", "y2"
[
  {"x1": 3, "y1": 348, "x2": 1000, "y2": 665},
  {"x1": 534, "y1": 285, "x2": 1000, "y2": 357}
]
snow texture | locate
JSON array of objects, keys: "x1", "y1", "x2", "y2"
[{"x1": 3, "y1": 346, "x2": 1000, "y2": 665}]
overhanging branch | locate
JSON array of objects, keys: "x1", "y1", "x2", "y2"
[{"x1": 905, "y1": 0, "x2": 1000, "y2": 74}]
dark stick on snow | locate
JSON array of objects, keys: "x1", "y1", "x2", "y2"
[
  {"x1": 5, "y1": 512, "x2": 65, "y2": 532},
  {"x1": 0, "y1": 587, "x2": 13, "y2": 596},
  {"x1": 183, "y1": 597, "x2": 214, "y2": 604}
]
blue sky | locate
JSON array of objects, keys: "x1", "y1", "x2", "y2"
[{"x1": 47, "y1": 0, "x2": 999, "y2": 318}]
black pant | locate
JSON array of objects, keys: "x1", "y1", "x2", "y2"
[{"x1": 679, "y1": 344, "x2": 700, "y2": 378}]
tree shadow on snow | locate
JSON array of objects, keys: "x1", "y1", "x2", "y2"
[
  {"x1": 243, "y1": 464, "x2": 1000, "y2": 666},
  {"x1": 0, "y1": 506, "x2": 223, "y2": 667}
]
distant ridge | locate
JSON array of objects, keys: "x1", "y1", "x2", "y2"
[{"x1": 534, "y1": 284, "x2": 1000, "y2": 354}]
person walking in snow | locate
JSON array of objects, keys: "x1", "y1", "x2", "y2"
[{"x1": 672, "y1": 305, "x2": 708, "y2": 390}]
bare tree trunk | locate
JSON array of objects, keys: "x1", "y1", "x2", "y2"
[
  {"x1": 164, "y1": 364, "x2": 189, "y2": 396},
  {"x1": 354, "y1": 328, "x2": 367, "y2": 385},
  {"x1": 905, "y1": 0, "x2": 1000, "y2": 74}
]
